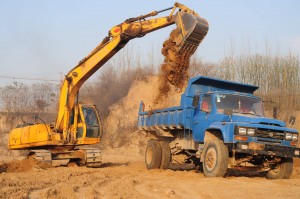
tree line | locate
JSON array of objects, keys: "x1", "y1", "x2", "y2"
[{"x1": 0, "y1": 47, "x2": 299, "y2": 133}]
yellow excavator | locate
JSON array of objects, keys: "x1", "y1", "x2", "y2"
[{"x1": 8, "y1": 2, "x2": 209, "y2": 166}]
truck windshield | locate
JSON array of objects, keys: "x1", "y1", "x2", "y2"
[{"x1": 215, "y1": 94, "x2": 264, "y2": 116}]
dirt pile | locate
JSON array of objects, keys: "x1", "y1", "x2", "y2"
[
  {"x1": 0, "y1": 133, "x2": 29, "y2": 163},
  {"x1": 0, "y1": 158, "x2": 52, "y2": 173},
  {"x1": 102, "y1": 75, "x2": 182, "y2": 150}
]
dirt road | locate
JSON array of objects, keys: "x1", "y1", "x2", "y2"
[{"x1": 1, "y1": 148, "x2": 300, "y2": 199}]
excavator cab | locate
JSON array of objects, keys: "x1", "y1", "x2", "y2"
[
  {"x1": 81, "y1": 106, "x2": 102, "y2": 138},
  {"x1": 69, "y1": 104, "x2": 102, "y2": 144}
]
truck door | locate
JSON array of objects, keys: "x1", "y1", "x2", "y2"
[{"x1": 193, "y1": 94, "x2": 214, "y2": 142}]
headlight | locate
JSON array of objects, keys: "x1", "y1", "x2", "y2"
[
  {"x1": 247, "y1": 128, "x2": 255, "y2": 136},
  {"x1": 292, "y1": 134, "x2": 298, "y2": 141},
  {"x1": 239, "y1": 127, "x2": 247, "y2": 135},
  {"x1": 285, "y1": 133, "x2": 292, "y2": 140}
]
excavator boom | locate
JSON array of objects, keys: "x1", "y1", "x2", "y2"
[
  {"x1": 55, "y1": 3, "x2": 208, "y2": 137},
  {"x1": 8, "y1": 2, "x2": 209, "y2": 167}
]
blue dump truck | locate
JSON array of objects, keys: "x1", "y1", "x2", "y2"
[{"x1": 138, "y1": 76, "x2": 300, "y2": 178}]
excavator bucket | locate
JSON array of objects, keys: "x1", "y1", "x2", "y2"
[
  {"x1": 161, "y1": 12, "x2": 209, "y2": 91},
  {"x1": 174, "y1": 12, "x2": 209, "y2": 55}
]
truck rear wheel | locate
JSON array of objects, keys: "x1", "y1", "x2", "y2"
[
  {"x1": 145, "y1": 140, "x2": 162, "y2": 169},
  {"x1": 266, "y1": 157, "x2": 293, "y2": 179},
  {"x1": 160, "y1": 141, "x2": 171, "y2": 169},
  {"x1": 202, "y1": 139, "x2": 228, "y2": 177}
]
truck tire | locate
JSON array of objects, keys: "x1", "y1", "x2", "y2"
[
  {"x1": 266, "y1": 157, "x2": 293, "y2": 179},
  {"x1": 145, "y1": 140, "x2": 162, "y2": 169},
  {"x1": 202, "y1": 139, "x2": 228, "y2": 177},
  {"x1": 160, "y1": 141, "x2": 171, "y2": 169}
]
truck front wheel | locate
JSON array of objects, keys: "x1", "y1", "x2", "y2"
[
  {"x1": 202, "y1": 139, "x2": 228, "y2": 177},
  {"x1": 266, "y1": 157, "x2": 293, "y2": 179},
  {"x1": 145, "y1": 140, "x2": 162, "y2": 169}
]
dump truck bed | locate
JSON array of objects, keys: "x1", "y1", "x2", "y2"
[{"x1": 137, "y1": 103, "x2": 195, "y2": 131}]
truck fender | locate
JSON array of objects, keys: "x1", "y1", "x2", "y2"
[
  {"x1": 200, "y1": 130, "x2": 224, "y2": 162},
  {"x1": 200, "y1": 124, "x2": 231, "y2": 162},
  {"x1": 206, "y1": 122, "x2": 234, "y2": 143}
]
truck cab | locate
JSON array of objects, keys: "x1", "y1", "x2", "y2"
[
  {"x1": 138, "y1": 76, "x2": 300, "y2": 178},
  {"x1": 194, "y1": 91, "x2": 297, "y2": 145}
]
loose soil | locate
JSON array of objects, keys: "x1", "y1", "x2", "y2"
[
  {"x1": 158, "y1": 13, "x2": 209, "y2": 96},
  {"x1": 1, "y1": 75, "x2": 300, "y2": 199},
  {"x1": 0, "y1": 150, "x2": 300, "y2": 199},
  {"x1": 159, "y1": 28, "x2": 190, "y2": 95},
  {"x1": 0, "y1": 158, "x2": 52, "y2": 173}
]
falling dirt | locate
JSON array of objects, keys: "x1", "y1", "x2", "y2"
[
  {"x1": 159, "y1": 29, "x2": 190, "y2": 96},
  {"x1": 155, "y1": 10, "x2": 209, "y2": 102},
  {"x1": 154, "y1": 28, "x2": 189, "y2": 104}
]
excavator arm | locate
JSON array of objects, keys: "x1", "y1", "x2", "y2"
[{"x1": 55, "y1": 2, "x2": 209, "y2": 140}]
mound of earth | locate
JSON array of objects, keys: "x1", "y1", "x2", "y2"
[
  {"x1": 102, "y1": 75, "x2": 182, "y2": 150},
  {"x1": 0, "y1": 158, "x2": 52, "y2": 173}
]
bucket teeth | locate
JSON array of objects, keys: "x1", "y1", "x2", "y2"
[{"x1": 175, "y1": 12, "x2": 209, "y2": 55}]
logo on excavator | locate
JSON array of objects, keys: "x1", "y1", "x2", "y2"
[{"x1": 113, "y1": 27, "x2": 120, "y2": 33}]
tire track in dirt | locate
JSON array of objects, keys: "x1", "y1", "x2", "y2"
[{"x1": 1, "y1": 153, "x2": 300, "y2": 199}]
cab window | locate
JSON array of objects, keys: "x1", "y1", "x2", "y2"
[
  {"x1": 82, "y1": 107, "x2": 100, "y2": 138},
  {"x1": 201, "y1": 95, "x2": 212, "y2": 112}
]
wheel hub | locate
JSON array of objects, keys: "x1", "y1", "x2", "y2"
[
  {"x1": 146, "y1": 148, "x2": 153, "y2": 164},
  {"x1": 205, "y1": 147, "x2": 217, "y2": 171}
]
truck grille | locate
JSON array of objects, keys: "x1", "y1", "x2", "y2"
[{"x1": 256, "y1": 129, "x2": 284, "y2": 140}]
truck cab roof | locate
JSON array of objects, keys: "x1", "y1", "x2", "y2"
[{"x1": 184, "y1": 76, "x2": 259, "y2": 96}]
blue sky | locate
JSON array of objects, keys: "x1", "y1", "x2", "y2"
[{"x1": 0, "y1": 0, "x2": 299, "y2": 85}]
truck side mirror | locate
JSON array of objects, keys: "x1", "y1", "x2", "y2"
[
  {"x1": 273, "y1": 107, "x2": 277, "y2": 119},
  {"x1": 289, "y1": 116, "x2": 296, "y2": 126},
  {"x1": 192, "y1": 95, "x2": 200, "y2": 107}
]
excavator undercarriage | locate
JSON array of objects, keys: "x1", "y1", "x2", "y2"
[{"x1": 28, "y1": 147, "x2": 102, "y2": 167}]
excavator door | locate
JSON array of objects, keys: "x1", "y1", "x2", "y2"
[
  {"x1": 72, "y1": 105, "x2": 102, "y2": 144},
  {"x1": 82, "y1": 106, "x2": 101, "y2": 138}
]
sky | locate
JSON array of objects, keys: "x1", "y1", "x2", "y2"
[{"x1": 0, "y1": 0, "x2": 299, "y2": 86}]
